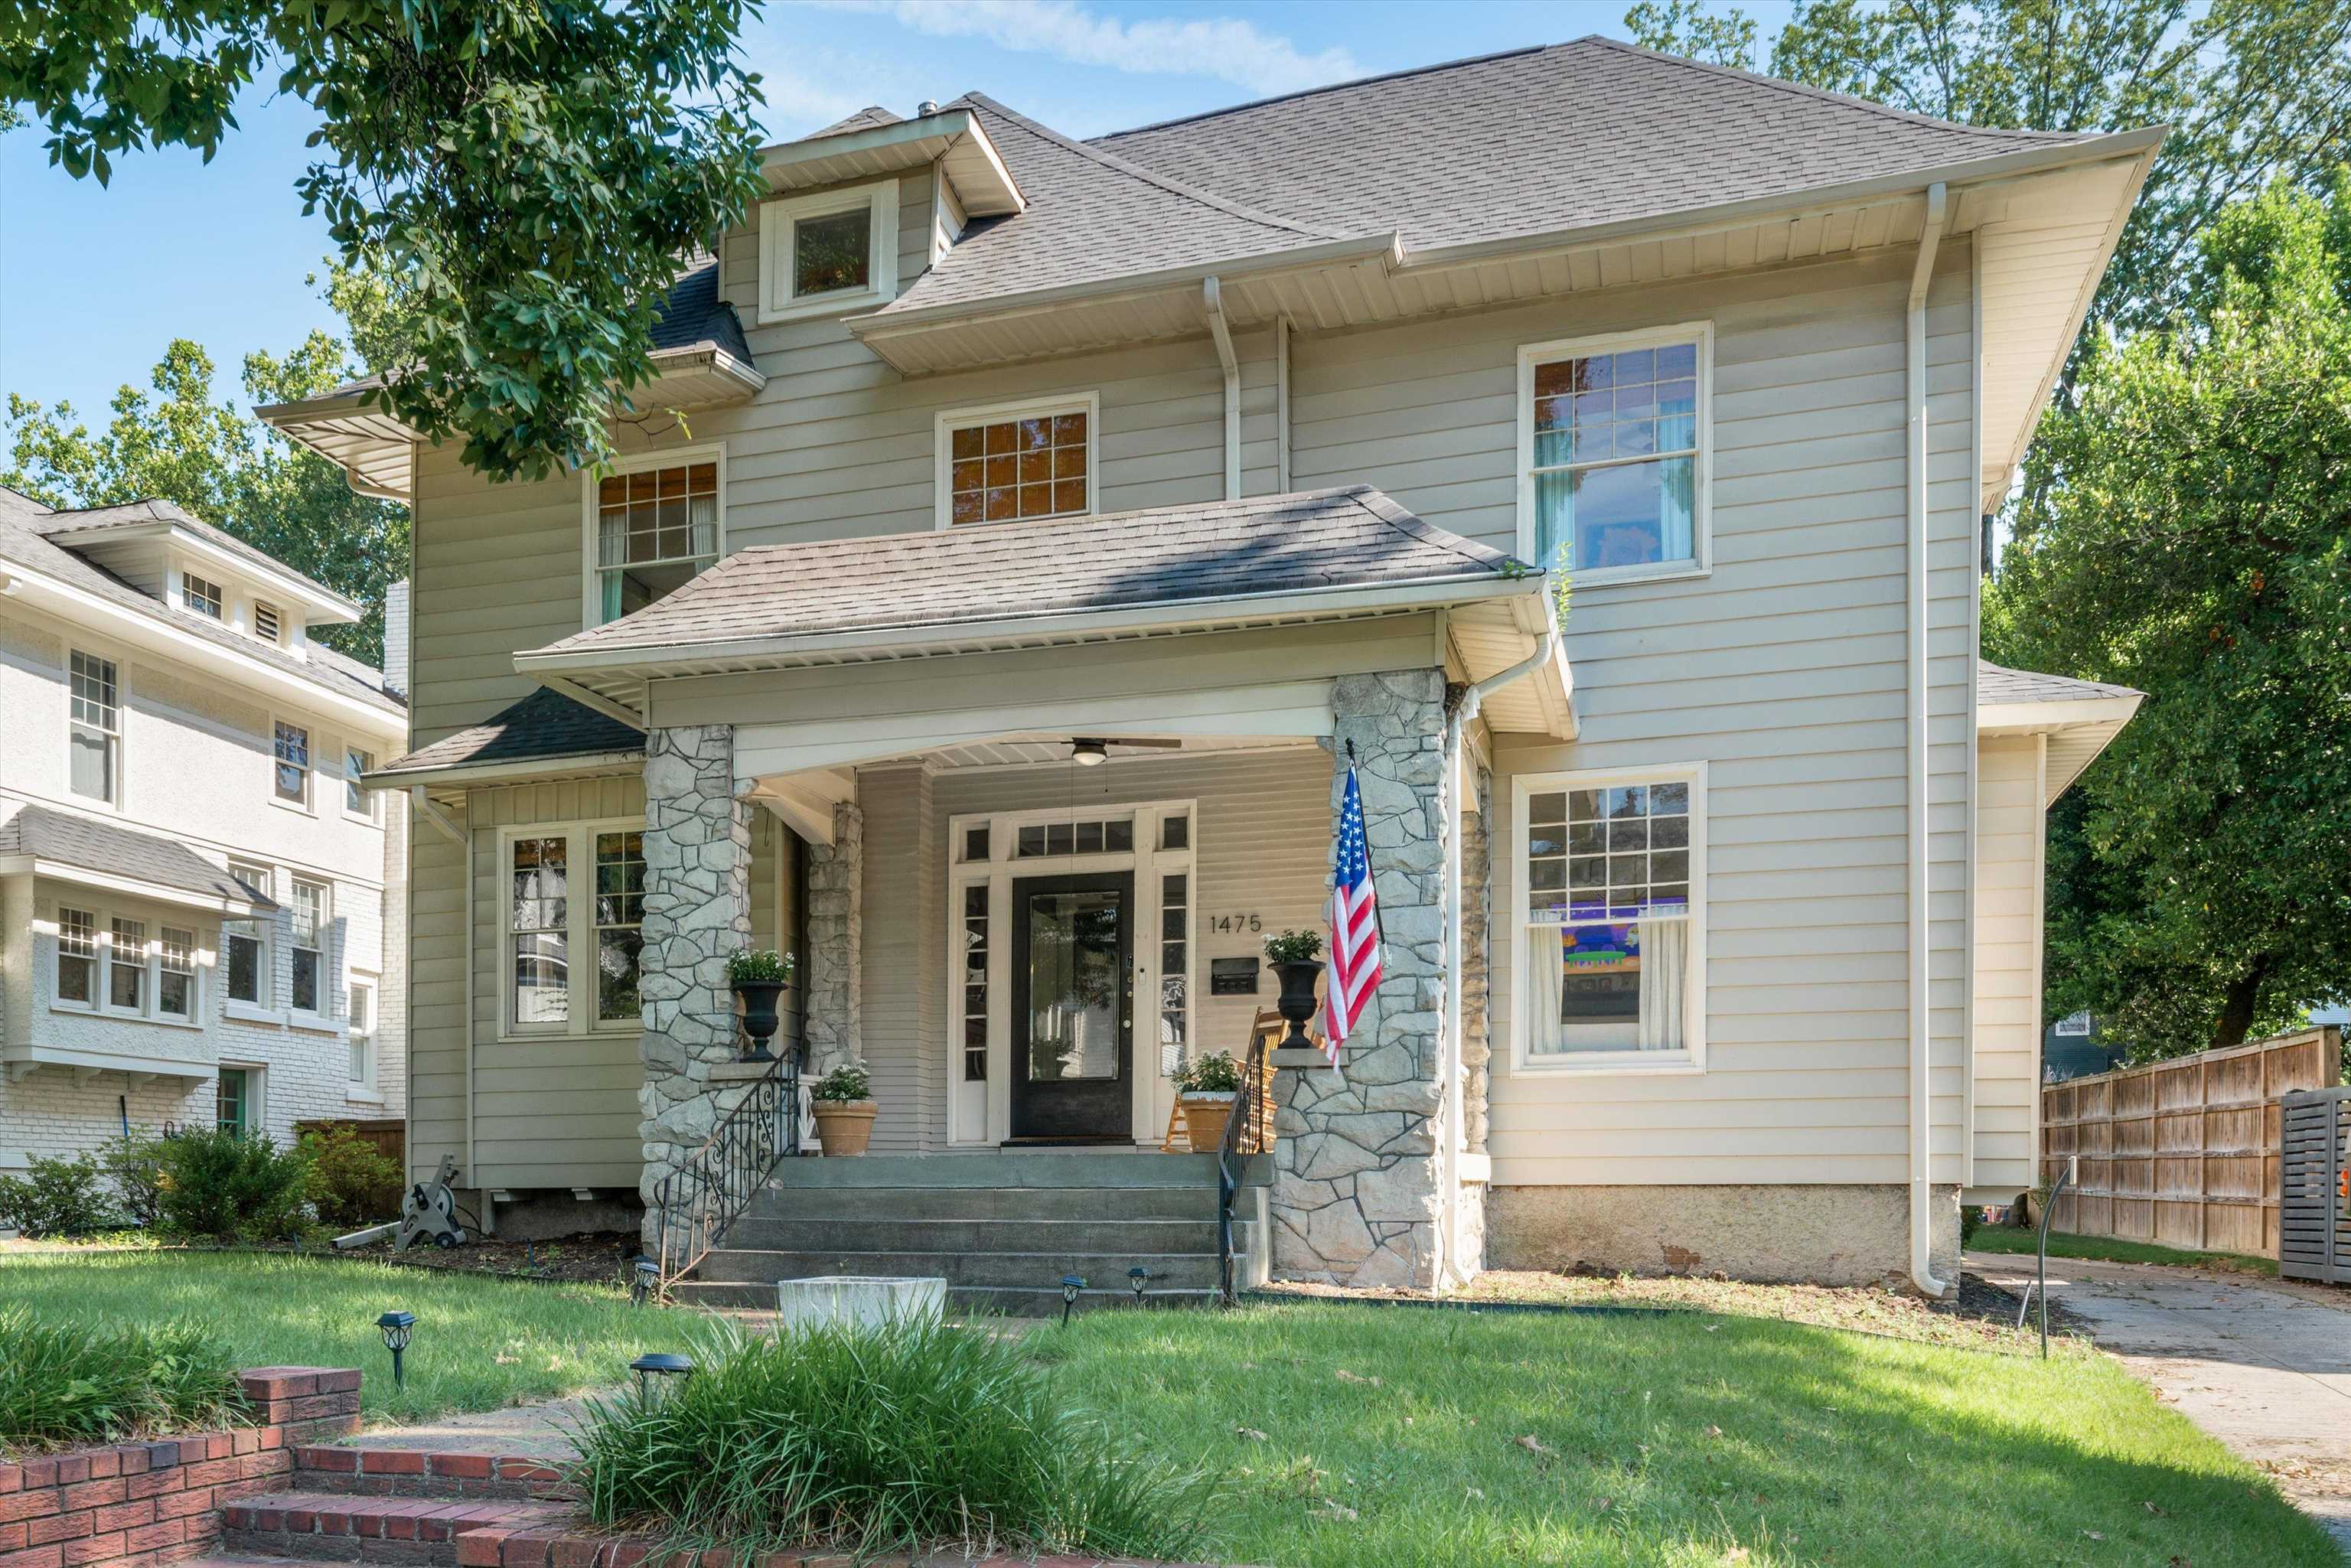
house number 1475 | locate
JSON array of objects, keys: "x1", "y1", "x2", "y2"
[{"x1": 1208, "y1": 914, "x2": 1263, "y2": 934}]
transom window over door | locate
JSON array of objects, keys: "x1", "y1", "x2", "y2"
[
  {"x1": 592, "y1": 457, "x2": 719, "y2": 625},
  {"x1": 1518, "y1": 765, "x2": 1705, "y2": 1069},
  {"x1": 1520, "y1": 325, "x2": 1709, "y2": 582},
  {"x1": 937, "y1": 396, "x2": 1096, "y2": 527}
]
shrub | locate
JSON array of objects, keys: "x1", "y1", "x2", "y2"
[
  {"x1": 101, "y1": 1133, "x2": 168, "y2": 1228},
  {"x1": 725, "y1": 950, "x2": 795, "y2": 986},
  {"x1": 570, "y1": 1315, "x2": 1212, "y2": 1559},
  {"x1": 1172, "y1": 1052, "x2": 1245, "y2": 1094},
  {"x1": 0, "y1": 1153, "x2": 120, "y2": 1237},
  {"x1": 809, "y1": 1061, "x2": 871, "y2": 1102},
  {"x1": 155, "y1": 1126, "x2": 313, "y2": 1243},
  {"x1": 1263, "y1": 928, "x2": 1322, "y2": 964},
  {"x1": 300, "y1": 1126, "x2": 404, "y2": 1231},
  {"x1": 1958, "y1": 1201, "x2": 1983, "y2": 1249},
  {"x1": 0, "y1": 1306, "x2": 247, "y2": 1448}
]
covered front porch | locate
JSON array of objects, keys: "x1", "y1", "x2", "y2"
[{"x1": 511, "y1": 487, "x2": 1577, "y2": 1290}]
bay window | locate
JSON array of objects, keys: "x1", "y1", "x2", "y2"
[
  {"x1": 505, "y1": 821, "x2": 644, "y2": 1035},
  {"x1": 1516, "y1": 764, "x2": 1705, "y2": 1070},
  {"x1": 50, "y1": 903, "x2": 207, "y2": 1025},
  {"x1": 55, "y1": 906, "x2": 97, "y2": 1005},
  {"x1": 1519, "y1": 324, "x2": 1710, "y2": 583}
]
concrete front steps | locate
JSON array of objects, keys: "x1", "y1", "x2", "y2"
[{"x1": 670, "y1": 1149, "x2": 1273, "y2": 1315}]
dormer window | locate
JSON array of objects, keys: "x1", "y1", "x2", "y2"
[
  {"x1": 759, "y1": 181, "x2": 898, "y2": 324},
  {"x1": 182, "y1": 572, "x2": 223, "y2": 619},
  {"x1": 253, "y1": 601, "x2": 282, "y2": 644}
]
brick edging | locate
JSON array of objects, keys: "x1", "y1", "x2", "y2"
[{"x1": 0, "y1": 1365, "x2": 360, "y2": 1568}]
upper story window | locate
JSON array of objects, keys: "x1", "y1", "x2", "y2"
[
  {"x1": 253, "y1": 601, "x2": 282, "y2": 644},
  {"x1": 273, "y1": 721, "x2": 310, "y2": 807},
  {"x1": 50, "y1": 904, "x2": 203, "y2": 1025},
  {"x1": 759, "y1": 180, "x2": 898, "y2": 324},
  {"x1": 935, "y1": 395, "x2": 1097, "y2": 528},
  {"x1": 1518, "y1": 324, "x2": 1710, "y2": 585},
  {"x1": 345, "y1": 748, "x2": 375, "y2": 820},
  {"x1": 589, "y1": 452, "x2": 721, "y2": 626},
  {"x1": 67, "y1": 650, "x2": 120, "y2": 807},
  {"x1": 182, "y1": 572, "x2": 223, "y2": 619},
  {"x1": 1515, "y1": 764, "x2": 1706, "y2": 1072}
]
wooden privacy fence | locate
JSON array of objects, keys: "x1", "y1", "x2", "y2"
[{"x1": 2040, "y1": 1026, "x2": 2343, "y2": 1257}]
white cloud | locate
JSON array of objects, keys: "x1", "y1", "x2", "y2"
[{"x1": 812, "y1": 0, "x2": 1364, "y2": 97}]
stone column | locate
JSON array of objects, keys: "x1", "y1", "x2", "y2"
[
  {"x1": 801, "y1": 800, "x2": 863, "y2": 1077},
  {"x1": 637, "y1": 725, "x2": 752, "y2": 1259},
  {"x1": 1270, "y1": 668, "x2": 1453, "y2": 1289},
  {"x1": 1460, "y1": 759, "x2": 1493, "y2": 1156}
]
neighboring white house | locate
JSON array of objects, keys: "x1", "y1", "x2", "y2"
[{"x1": 0, "y1": 487, "x2": 409, "y2": 1172}]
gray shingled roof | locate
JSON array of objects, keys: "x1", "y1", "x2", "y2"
[
  {"x1": 1978, "y1": 661, "x2": 2143, "y2": 706},
  {"x1": 530, "y1": 485, "x2": 1518, "y2": 660},
  {"x1": 874, "y1": 37, "x2": 2085, "y2": 319},
  {"x1": 807, "y1": 106, "x2": 904, "y2": 139},
  {"x1": 0, "y1": 804, "x2": 278, "y2": 909},
  {"x1": 376, "y1": 686, "x2": 644, "y2": 777},
  {"x1": 31, "y1": 497, "x2": 360, "y2": 615},
  {"x1": 0, "y1": 487, "x2": 403, "y2": 717}
]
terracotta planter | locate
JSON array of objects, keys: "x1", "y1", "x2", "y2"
[
  {"x1": 1178, "y1": 1091, "x2": 1237, "y2": 1151},
  {"x1": 811, "y1": 1099, "x2": 878, "y2": 1157}
]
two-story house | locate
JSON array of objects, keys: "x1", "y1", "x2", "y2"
[
  {"x1": 262, "y1": 38, "x2": 2154, "y2": 1301},
  {"x1": 0, "y1": 487, "x2": 409, "y2": 1177}
]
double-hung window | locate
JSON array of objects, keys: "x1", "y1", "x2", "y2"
[
  {"x1": 108, "y1": 918, "x2": 147, "y2": 1011},
  {"x1": 289, "y1": 879, "x2": 328, "y2": 1016},
  {"x1": 758, "y1": 180, "x2": 898, "y2": 322},
  {"x1": 54, "y1": 907, "x2": 98, "y2": 1006},
  {"x1": 937, "y1": 396, "x2": 1095, "y2": 528},
  {"x1": 345, "y1": 748, "x2": 373, "y2": 819},
  {"x1": 273, "y1": 722, "x2": 310, "y2": 806},
  {"x1": 225, "y1": 863, "x2": 272, "y2": 1007},
  {"x1": 68, "y1": 650, "x2": 120, "y2": 805},
  {"x1": 51, "y1": 905, "x2": 203, "y2": 1024},
  {"x1": 158, "y1": 926, "x2": 197, "y2": 1019},
  {"x1": 590, "y1": 455, "x2": 720, "y2": 626},
  {"x1": 505, "y1": 822, "x2": 646, "y2": 1035},
  {"x1": 1516, "y1": 764, "x2": 1706, "y2": 1070},
  {"x1": 348, "y1": 977, "x2": 378, "y2": 1091},
  {"x1": 1519, "y1": 324, "x2": 1710, "y2": 583},
  {"x1": 182, "y1": 572, "x2": 223, "y2": 618}
]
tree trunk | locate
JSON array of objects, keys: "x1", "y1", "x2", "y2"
[{"x1": 2212, "y1": 962, "x2": 2271, "y2": 1051}]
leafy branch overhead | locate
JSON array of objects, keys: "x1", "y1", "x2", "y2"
[{"x1": 1, "y1": 2, "x2": 770, "y2": 481}]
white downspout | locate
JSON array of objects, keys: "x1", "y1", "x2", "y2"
[
  {"x1": 1203, "y1": 276, "x2": 1241, "y2": 500},
  {"x1": 1439, "y1": 621, "x2": 1559, "y2": 1286},
  {"x1": 1907, "y1": 183, "x2": 1949, "y2": 1299}
]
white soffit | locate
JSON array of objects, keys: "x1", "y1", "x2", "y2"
[{"x1": 760, "y1": 109, "x2": 1023, "y2": 216}]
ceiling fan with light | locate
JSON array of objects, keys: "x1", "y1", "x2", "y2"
[{"x1": 1068, "y1": 736, "x2": 1184, "y2": 766}]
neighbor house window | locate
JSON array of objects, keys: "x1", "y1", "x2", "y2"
[
  {"x1": 506, "y1": 822, "x2": 646, "y2": 1035},
  {"x1": 273, "y1": 722, "x2": 310, "y2": 805},
  {"x1": 591, "y1": 456, "x2": 719, "y2": 625},
  {"x1": 758, "y1": 180, "x2": 898, "y2": 323},
  {"x1": 348, "y1": 977, "x2": 377, "y2": 1090},
  {"x1": 108, "y1": 918, "x2": 147, "y2": 1012},
  {"x1": 225, "y1": 862, "x2": 271, "y2": 1007},
  {"x1": 1520, "y1": 326, "x2": 1709, "y2": 582},
  {"x1": 54, "y1": 906, "x2": 97, "y2": 1006},
  {"x1": 289, "y1": 879, "x2": 328, "y2": 1016},
  {"x1": 158, "y1": 926, "x2": 197, "y2": 1020},
  {"x1": 252, "y1": 601, "x2": 282, "y2": 643},
  {"x1": 345, "y1": 748, "x2": 373, "y2": 817},
  {"x1": 68, "y1": 650, "x2": 119, "y2": 805},
  {"x1": 1518, "y1": 767, "x2": 1704, "y2": 1068},
  {"x1": 937, "y1": 397, "x2": 1094, "y2": 527},
  {"x1": 182, "y1": 572, "x2": 223, "y2": 618}
]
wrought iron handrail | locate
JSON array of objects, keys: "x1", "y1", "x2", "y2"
[
  {"x1": 1216, "y1": 1030, "x2": 1271, "y2": 1305},
  {"x1": 654, "y1": 1053, "x2": 801, "y2": 1289}
]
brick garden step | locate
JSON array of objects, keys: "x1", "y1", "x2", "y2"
[
  {"x1": 218, "y1": 1492, "x2": 568, "y2": 1563},
  {"x1": 290, "y1": 1450, "x2": 571, "y2": 1503}
]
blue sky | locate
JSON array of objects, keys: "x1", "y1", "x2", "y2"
[{"x1": 0, "y1": 1, "x2": 1797, "y2": 429}]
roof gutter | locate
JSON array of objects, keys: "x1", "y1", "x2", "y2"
[
  {"x1": 1202, "y1": 278, "x2": 1241, "y2": 500},
  {"x1": 1907, "y1": 180, "x2": 1950, "y2": 1301}
]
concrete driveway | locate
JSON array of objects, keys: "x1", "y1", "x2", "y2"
[{"x1": 1968, "y1": 1249, "x2": 2351, "y2": 1553}]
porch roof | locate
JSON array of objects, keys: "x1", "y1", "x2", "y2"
[
  {"x1": 517, "y1": 485, "x2": 1536, "y2": 675},
  {"x1": 367, "y1": 685, "x2": 646, "y2": 787}
]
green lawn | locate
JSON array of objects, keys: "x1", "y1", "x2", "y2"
[
  {"x1": 1968, "y1": 1225, "x2": 2280, "y2": 1276},
  {"x1": 1039, "y1": 1303, "x2": 2336, "y2": 1568},
  {"x1": 3, "y1": 1251, "x2": 691, "y2": 1424}
]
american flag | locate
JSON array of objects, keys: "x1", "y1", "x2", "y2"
[{"x1": 1324, "y1": 764, "x2": 1382, "y2": 1064}]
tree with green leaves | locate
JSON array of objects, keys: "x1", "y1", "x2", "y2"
[
  {"x1": 1986, "y1": 173, "x2": 2351, "y2": 1055},
  {"x1": 4, "y1": 267, "x2": 413, "y2": 662},
  {"x1": 1, "y1": 2, "x2": 767, "y2": 482}
]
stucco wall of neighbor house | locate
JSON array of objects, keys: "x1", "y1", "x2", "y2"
[
  {"x1": 1485, "y1": 1182, "x2": 1964, "y2": 1287},
  {"x1": 0, "y1": 595, "x2": 405, "y2": 1175}
]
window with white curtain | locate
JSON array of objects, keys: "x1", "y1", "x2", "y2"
[
  {"x1": 1518, "y1": 324, "x2": 1710, "y2": 585},
  {"x1": 504, "y1": 821, "x2": 646, "y2": 1035},
  {"x1": 1518, "y1": 765, "x2": 1705, "y2": 1069},
  {"x1": 589, "y1": 455, "x2": 720, "y2": 626}
]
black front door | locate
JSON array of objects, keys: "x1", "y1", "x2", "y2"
[{"x1": 1008, "y1": 872, "x2": 1133, "y2": 1143}]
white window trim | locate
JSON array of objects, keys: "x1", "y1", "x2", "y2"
[
  {"x1": 758, "y1": 179, "x2": 898, "y2": 324},
  {"x1": 221, "y1": 862, "x2": 280, "y2": 1021},
  {"x1": 1515, "y1": 321, "x2": 1714, "y2": 588},
  {"x1": 347, "y1": 971, "x2": 384, "y2": 1102},
  {"x1": 577, "y1": 442, "x2": 728, "y2": 631},
  {"x1": 1508, "y1": 761, "x2": 1708, "y2": 1076},
  {"x1": 931, "y1": 391, "x2": 1101, "y2": 531},
  {"x1": 67, "y1": 645, "x2": 125, "y2": 813},
  {"x1": 175, "y1": 562, "x2": 225, "y2": 621},
  {"x1": 344, "y1": 746, "x2": 380, "y2": 826},
  {"x1": 270, "y1": 715, "x2": 315, "y2": 813},
  {"x1": 286, "y1": 876, "x2": 333, "y2": 1028},
  {"x1": 45, "y1": 900, "x2": 207, "y2": 1031},
  {"x1": 497, "y1": 817, "x2": 647, "y2": 1042},
  {"x1": 941, "y1": 800, "x2": 1196, "y2": 1148}
]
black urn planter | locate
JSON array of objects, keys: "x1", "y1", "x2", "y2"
[
  {"x1": 734, "y1": 980, "x2": 790, "y2": 1062},
  {"x1": 1271, "y1": 960, "x2": 1322, "y2": 1047}
]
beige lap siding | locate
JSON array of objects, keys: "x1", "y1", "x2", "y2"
[{"x1": 1969, "y1": 735, "x2": 2045, "y2": 1197}]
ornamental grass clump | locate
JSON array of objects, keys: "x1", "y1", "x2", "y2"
[
  {"x1": 569, "y1": 1315, "x2": 1215, "y2": 1560},
  {"x1": 0, "y1": 1306, "x2": 247, "y2": 1450}
]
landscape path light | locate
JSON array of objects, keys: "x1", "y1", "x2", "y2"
[
  {"x1": 629, "y1": 1352, "x2": 695, "y2": 1400},
  {"x1": 376, "y1": 1311, "x2": 416, "y2": 1391}
]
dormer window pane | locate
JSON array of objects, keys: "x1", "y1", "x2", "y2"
[
  {"x1": 183, "y1": 574, "x2": 223, "y2": 618},
  {"x1": 794, "y1": 207, "x2": 872, "y2": 297}
]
